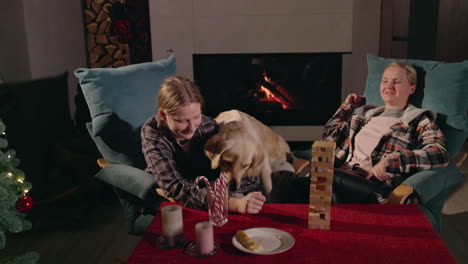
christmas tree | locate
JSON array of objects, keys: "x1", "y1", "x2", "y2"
[{"x1": 0, "y1": 119, "x2": 39, "y2": 264}]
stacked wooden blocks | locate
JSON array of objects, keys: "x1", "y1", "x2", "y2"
[{"x1": 308, "y1": 141, "x2": 336, "y2": 230}]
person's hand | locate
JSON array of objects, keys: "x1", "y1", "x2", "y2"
[
  {"x1": 228, "y1": 192, "x2": 266, "y2": 214},
  {"x1": 344, "y1": 93, "x2": 366, "y2": 108},
  {"x1": 366, "y1": 157, "x2": 390, "y2": 181},
  {"x1": 244, "y1": 192, "x2": 266, "y2": 214}
]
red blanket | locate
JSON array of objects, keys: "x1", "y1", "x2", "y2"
[{"x1": 128, "y1": 203, "x2": 455, "y2": 264}]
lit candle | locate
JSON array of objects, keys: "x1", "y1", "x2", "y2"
[
  {"x1": 195, "y1": 221, "x2": 214, "y2": 255},
  {"x1": 161, "y1": 205, "x2": 184, "y2": 247}
]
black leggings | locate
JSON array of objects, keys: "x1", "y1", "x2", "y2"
[
  {"x1": 277, "y1": 169, "x2": 392, "y2": 204},
  {"x1": 332, "y1": 169, "x2": 392, "y2": 204}
]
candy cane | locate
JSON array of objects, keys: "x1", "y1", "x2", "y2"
[
  {"x1": 194, "y1": 176, "x2": 214, "y2": 206},
  {"x1": 219, "y1": 172, "x2": 227, "y2": 216},
  {"x1": 215, "y1": 183, "x2": 223, "y2": 221},
  {"x1": 194, "y1": 176, "x2": 211, "y2": 190},
  {"x1": 220, "y1": 172, "x2": 227, "y2": 197},
  {"x1": 213, "y1": 172, "x2": 227, "y2": 221}
]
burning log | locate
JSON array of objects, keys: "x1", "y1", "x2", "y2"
[{"x1": 256, "y1": 76, "x2": 294, "y2": 109}]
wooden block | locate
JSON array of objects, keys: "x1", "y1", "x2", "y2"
[
  {"x1": 310, "y1": 181, "x2": 332, "y2": 190},
  {"x1": 312, "y1": 162, "x2": 334, "y2": 169},
  {"x1": 308, "y1": 217, "x2": 331, "y2": 230},
  {"x1": 310, "y1": 175, "x2": 330, "y2": 182},
  {"x1": 309, "y1": 196, "x2": 330, "y2": 203},
  {"x1": 308, "y1": 220, "x2": 328, "y2": 227},
  {"x1": 308, "y1": 216, "x2": 330, "y2": 224},
  {"x1": 310, "y1": 183, "x2": 332, "y2": 192},
  {"x1": 309, "y1": 200, "x2": 330, "y2": 208},
  {"x1": 309, "y1": 203, "x2": 331, "y2": 212},
  {"x1": 309, "y1": 190, "x2": 332, "y2": 198},
  {"x1": 308, "y1": 200, "x2": 331, "y2": 208},
  {"x1": 311, "y1": 172, "x2": 334, "y2": 180}
]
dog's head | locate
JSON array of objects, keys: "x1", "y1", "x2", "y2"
[{"x1": 204, "y1": 121, "x2": 265, "y2": 189}]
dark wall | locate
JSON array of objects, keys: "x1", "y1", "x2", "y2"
[{"x1": 408, "y1": 0, "x2": 440, "y2": 60}]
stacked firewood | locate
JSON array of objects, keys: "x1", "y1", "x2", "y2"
[{"x1": 83, "y1": 0, "x2": 131, "y2": 68}]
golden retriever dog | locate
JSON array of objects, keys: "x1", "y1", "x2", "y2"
[{"x1": 204, "y1": 110, "x2": 291, "y2": 201}]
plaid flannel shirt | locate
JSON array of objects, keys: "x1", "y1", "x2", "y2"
[
  {"x1": 141, "y1": 114, "x2": 262, "y2": 210},
  {"x1": 322, "y1": 103, "x2": 448, "y2": 185}
]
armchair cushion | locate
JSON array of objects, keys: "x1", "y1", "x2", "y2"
[
  {"x1": 95, "y1": 163, "x2": 157, "y2": 200},
  {"x1": 364, "y1": 54, "x2": 468, "y2": 159},
  {"x1": 86, "y1": 121, "x2": 145, "y2": 168},
  {"x1": 74, "y1": 56, "x2": 176, "y2": 168}
]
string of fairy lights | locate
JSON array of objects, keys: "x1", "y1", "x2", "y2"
[{"x1": 0, "y1": 120, "x2": 32, "y2": 198}]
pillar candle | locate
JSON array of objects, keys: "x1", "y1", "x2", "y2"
[
  {"x1": 195, "y1": 221, "x2": 214, "y2": 255},
  {"x1": 161, "y1": 205, "x2": 184, "y2": 242}
]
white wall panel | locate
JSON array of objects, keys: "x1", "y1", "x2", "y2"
[
  {"x1": 194, "y1": 0, "x2": 353, "y2": 16},
  {"x1": 150, "y1": 15, "x2": 194, "y2": 78},
  {"x1": 194, "y1": 14, "x2": 352, "y2": 54},
  {"x1": 150, "y1": 0, "x2": 360, "y2": 141},
  {"x1": 150, "y1": 0, "x2": 192, "y2": 17}
]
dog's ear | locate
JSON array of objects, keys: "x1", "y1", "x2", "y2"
[
  {"x1": 206, "y1": 151, "x2": 222, "y2": 169},
  {"x1": 204, "y1": 139, "x2": 232, "y2": 169}
]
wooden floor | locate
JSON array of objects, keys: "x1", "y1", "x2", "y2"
[
  {"x1": 1, "y1": 142, "x2": 467, "y2": 263},
  {"x1": 0, "y1": 199, "x2": 140, "y2": 264},
  {"x1": 440, "y1": 141, "x2": 468, "y2": 263}
]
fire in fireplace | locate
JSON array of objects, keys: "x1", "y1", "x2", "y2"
[{"x1": 193, "y1": 53, "x2": 343, "y2": 126}]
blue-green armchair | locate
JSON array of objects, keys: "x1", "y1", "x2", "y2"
[
  {"x1": 363, "y1": 54, "x2": 467, "y2": 232},
  {"x1": 74, "y1": 56, "x2": 176, "y2": 235}
]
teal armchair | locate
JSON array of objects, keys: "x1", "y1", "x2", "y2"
[
  {"x1": 364, "y1": 54, "x2": 467, "y2": 232},
  {"x1": 294, "y1": 55, "x2": 467, "y2": 231},
  {"x1": 74, "y1": 56, "x2": 176, "y2": 235}
]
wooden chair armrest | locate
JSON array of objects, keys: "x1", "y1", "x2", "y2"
[
  {"x1": 452, "y1": 151, "x2": 467, "y2": 168},
  {"x1": 386, "y1": 184, "x2": 414, "y2": 204},
  {"x1": 385, "y1": 151, "x2": 466, "y2": 205},
  {"x1": 292, "y1": 158, "x2": 310, "y2": 175},
  {"x1": 156, "y1": 188, "x2": 175, "y2": 202},
  {"x1": 97, "y1": 158, "x2": 109, "y2": 168}
]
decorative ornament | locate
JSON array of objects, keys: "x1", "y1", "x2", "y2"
[
  {"x1": 110, "y1": 1, "x2": 132, "y2": 43},
  {"x1": 16, "y1": 195, "x2": 34, "y2": 213}
]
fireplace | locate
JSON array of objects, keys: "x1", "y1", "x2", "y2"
[{"x1": 193, "y1": 53, "x2": 342, "y2": 126}]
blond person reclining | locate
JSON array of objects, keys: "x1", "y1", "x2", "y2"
[
  {"x1": 280, "y1": 61, "x2": 449, "y2": 204},
  {"x1": 323, "y1": 61, "x2": 449, "y2": 203}
]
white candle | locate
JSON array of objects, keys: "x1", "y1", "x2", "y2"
[
  {"x1": 195, "y1": 221, "x2": 214, "y2": 255},
  {"x1": 161, "y1": 205, "x2": 184, "y2": 239}
]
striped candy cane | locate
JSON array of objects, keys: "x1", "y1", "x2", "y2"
[
  {"x1": 194, "y1": 176, "x2": 214, "y2": 205},
  {"x1": 213, "y1": 172, "x2": 228, "y2": 223},
  {"x1": 213, "y1": 181, "x2": 222, "y2": 221}
]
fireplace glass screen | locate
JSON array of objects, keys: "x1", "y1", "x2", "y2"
[{"x1": 193, "y1": 53, "x2": 342, "y2": 126}]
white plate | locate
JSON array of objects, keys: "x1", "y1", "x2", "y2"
[{"x1": 232, "y1": 227, "x2": 295, "y2": 255}]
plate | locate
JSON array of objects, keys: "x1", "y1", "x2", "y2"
[{"x1": 232, "y1": 227, "x2": 295, "y2": 255}]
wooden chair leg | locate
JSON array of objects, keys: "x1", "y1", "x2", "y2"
[{"x1": 156, "y1": 188, "x2": 175, "y2": 202}]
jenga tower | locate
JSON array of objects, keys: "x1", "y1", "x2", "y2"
[{"x1": 308, "y1": 141, "x2": 336, "y2": 230}]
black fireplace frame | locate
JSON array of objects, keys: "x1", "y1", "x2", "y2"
[{"x1": 193, "y1": 52, "x2": 344, "y2": 126}]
